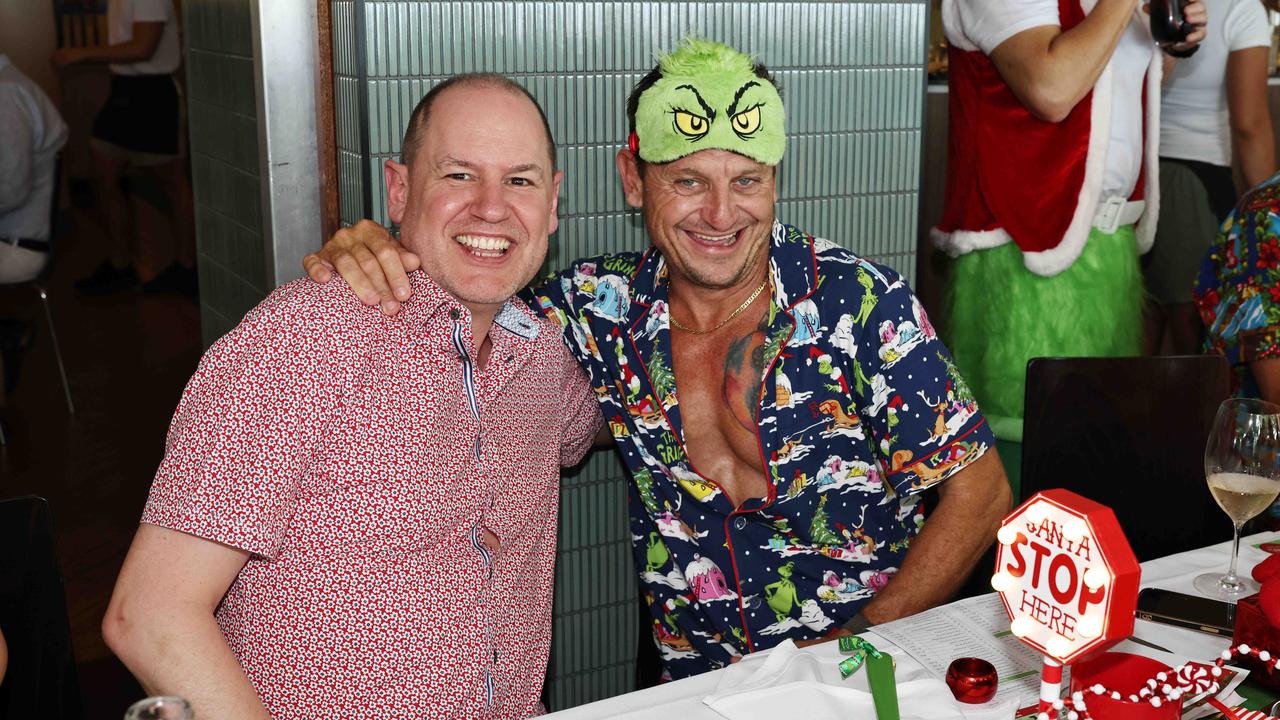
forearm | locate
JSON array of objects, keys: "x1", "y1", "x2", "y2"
[
  {"x1": 1046, "y1": 0, "x2": 1135, "y2": 97},
  {"x1": 1234, "y1": 126, "x2": 1277, "y2": 188},
  {"x1": 994, "y1": 0, "x2": 1137, "y2": 122},
  {"x1": 110, "y1": 613, "x2": 270, "y2": 720},
  {"x1": 79, "y1": 40, "x2": 159, "y2": 65},
  {"x1": 861, "y1": 452, "x2": 1011, "y2": 623}
]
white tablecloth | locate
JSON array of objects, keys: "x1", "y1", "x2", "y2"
[{"x1": 543, "y1": 532, "x2": 1278, "y2": 719}]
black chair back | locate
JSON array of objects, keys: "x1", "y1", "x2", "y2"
[
  {"x1": 1021, "y1": 356, "x2": 1233, "y2": 562},
  {"x1": 0, "y1": 496, "x2": 82, "y2": 718}
]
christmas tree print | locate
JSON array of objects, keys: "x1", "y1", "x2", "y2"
[
  {"x1": 649, "y1": 347, "x2": 676, "y2": 405},
  {"x1": 938, "y1": 352, "x2": 975, "y2": 405},
  {"x1": 635, "y1": 468, "x2": 660, "y2": 516},
  {"x1": 810, "y1": 495, "x2": 840, "y2": 545}
]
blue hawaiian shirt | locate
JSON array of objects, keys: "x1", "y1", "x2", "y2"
[{"x1": 530, "y1": 222, "x2": 995, "y2": 679}]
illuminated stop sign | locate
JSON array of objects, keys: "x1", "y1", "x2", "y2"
[{"x1": 991, "y1": 489, "x2": 1140, "y2": 665}]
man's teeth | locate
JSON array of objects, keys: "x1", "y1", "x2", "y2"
[
  {"x1": 690, "y1": 231, "x2": 737, "y2": 244},
  {"x1": 455, "y1": 235, "x2": 510, "y2": 257}
]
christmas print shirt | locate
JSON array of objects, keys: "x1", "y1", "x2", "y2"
[{"x1": 532, "y1": 222, "x2": 995, "y2": 678}]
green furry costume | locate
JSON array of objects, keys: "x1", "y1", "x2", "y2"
[{"x1": 945, "y1": 227, "x2": 1144, "y2": 441}]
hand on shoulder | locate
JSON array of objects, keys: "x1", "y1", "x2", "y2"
[{"x1": 302, "y1": 219, "x2": 421, "y2": 316}]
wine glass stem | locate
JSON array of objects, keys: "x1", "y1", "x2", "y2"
[{"x1": 1224, "y1": 522, "x2": 1244, "y2": 589}]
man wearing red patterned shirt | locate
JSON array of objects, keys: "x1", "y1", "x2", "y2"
[{"x1": 101, "y1": 75, "x2": 603, "y2": 719}]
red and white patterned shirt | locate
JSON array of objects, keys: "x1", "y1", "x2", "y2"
[{"x1": 142, "y1": 271, "x2": 602, "y2": 718}]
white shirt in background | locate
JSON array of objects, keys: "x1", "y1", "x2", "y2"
[
  {"x1": 945, "y1": 0, "x2": 1157, "y2": 197},
  {"x1": 0, "y1": 55, "x2": 68, "y2": 242},
  {"x1": 1160, "y1": 0, "x2": 1272, "y2": 166},
  {"x1": 107, "y1": 0, "x2": 181, "y2": 76}
]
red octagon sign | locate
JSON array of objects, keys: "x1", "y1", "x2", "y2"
[{"x1": 992, "y1": 489, "x2": 1140, "y2": 665}]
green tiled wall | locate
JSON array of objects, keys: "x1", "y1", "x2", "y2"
[
  {"x1": 184, "y1": 0, "x2": 269, "y2": 346},
  {"x1": 331, "y1": 1, "x2": 929, "y2": 709}
]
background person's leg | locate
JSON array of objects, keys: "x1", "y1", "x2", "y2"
[{"x1": 76, "y1": 143, "x2": 138, "y2": 295}]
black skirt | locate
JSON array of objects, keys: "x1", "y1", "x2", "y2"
[{"x1": 92, "y1": 73, "x2": 180, "y2": 156}]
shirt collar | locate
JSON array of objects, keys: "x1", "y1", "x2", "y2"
[
  {"x1": 628, "y1": 221, "x2": 819, "y2": 311},
  {"x1": 396, "y1": 270, "x2": 540, "y2": 342}
]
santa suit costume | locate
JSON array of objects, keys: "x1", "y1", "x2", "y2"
[{"x1": 934, "y1": 0, "x2": 1162, "y2": 440}]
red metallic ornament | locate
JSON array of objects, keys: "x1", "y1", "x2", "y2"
[{"x1": 628, "y1": 131, "x2": 640, "y2": 154}]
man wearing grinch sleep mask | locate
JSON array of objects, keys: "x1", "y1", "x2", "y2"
[{"x1": 306, "y1": 38, "x2": 1011, "y2": 679}]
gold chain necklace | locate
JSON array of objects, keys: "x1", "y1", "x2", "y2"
[{"x1": 669, "y1": 276, "x2": 770, "y2": 335}]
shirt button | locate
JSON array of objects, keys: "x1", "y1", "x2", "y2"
[
  {"x1": 449, "y1": 308, "x2": 460, "y2": 320},
  {"x1": 734, "y1": 516, "x2": 747, "y2": 531},
  {"x1": 748, "y1": 596, "x2": 762, "y2": 609}
]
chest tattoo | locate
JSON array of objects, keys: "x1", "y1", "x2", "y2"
[{"x1": 721, "y1": 318, "x2": 771, "y2": 432}]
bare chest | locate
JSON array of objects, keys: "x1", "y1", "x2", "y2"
[{"x1": 670, "y1": 319, "x2": 774, "y2": 507}]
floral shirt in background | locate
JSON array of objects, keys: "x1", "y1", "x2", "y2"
[
  {"x1": 531, "y1": 222, "x2": 995, "y2": 678},
  {"x1": 1194, "y1": 173, "x2": 1280, "y2": 393}
]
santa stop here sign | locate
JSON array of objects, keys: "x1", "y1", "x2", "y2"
[{"x1": 991, "y1": 489, "x2": 1141, "y2": 665}]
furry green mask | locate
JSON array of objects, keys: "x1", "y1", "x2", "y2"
[{"x1": 634, "y1": 39, "x2": 785, "y2": 166}]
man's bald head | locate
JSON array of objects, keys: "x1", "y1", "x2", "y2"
[{"x1": 400, "y1": 73, "x2": 556, "y2": 170}]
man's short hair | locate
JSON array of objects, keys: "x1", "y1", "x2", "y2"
[
  {"x1": 625, "y1": 60, "x2": 780, "y2": 175},
  {"x1": 400, "y1": 73, "x2": 556, "y2": 169}
]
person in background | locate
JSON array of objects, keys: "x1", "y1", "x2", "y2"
[
  {"x1": 102, "y1": 75, "x2": 601, "y2": 718},
  {"x1": 934, "y1": 0, "x2": 1206, "y2": 441},
  {"x1": 1146, "y1": 0, "x2": 1277, "y2": 355},
  {"x1": 0, "y1": 53, "x2": 68, "y2": 429},
  {"x1": 53, "y1": 0, "x2": 196, "y2": 298},
  {"x1": 1195, "y1": 171, "x2": 1280, "y2": 404}
]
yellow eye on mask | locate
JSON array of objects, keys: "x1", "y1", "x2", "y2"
[
  {"x1": 673, "y1": 110, "x2": 711, "y2": 139},
  {"x1": 731, "y1": 105, "x2": 762, "y2": 138}
]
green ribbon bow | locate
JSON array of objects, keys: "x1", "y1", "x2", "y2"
[{"x1": 836, "y1": 636, "x2": 900, "y2": 720}]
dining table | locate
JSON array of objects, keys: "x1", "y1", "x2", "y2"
[{"x1": 543, "y1": 531, "x2": 1280, "y2": 719}]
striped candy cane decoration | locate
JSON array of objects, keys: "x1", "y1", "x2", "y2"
[{"x1": 1038, "y1": 657, "x2": 1064, "y2": 719}]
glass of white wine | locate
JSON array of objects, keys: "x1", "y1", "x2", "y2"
[{"x1": 1194, "y1": 397, "x2": 1280, "y2": 600}]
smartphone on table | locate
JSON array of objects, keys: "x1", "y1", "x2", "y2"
[{"x1": 1136, "y1": 587, "x2": 1237, "y2": 637}]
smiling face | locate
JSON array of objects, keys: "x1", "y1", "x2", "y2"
[
  {"x1": 618, "y1": 147, "x2": 776, "y2": 291},
  {"x1": 384, "y1": 83, "x2": 562, "y2": 316}
]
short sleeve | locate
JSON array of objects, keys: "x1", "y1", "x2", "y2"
[
  {"x1": 851, "y1": 265, "x2": 996, "y2": 495},
  {"x1": 1224, "y1": 0, "x2": 1272, "y2": 51},
  {"x1": 945, "y1": 0, "x2": 1061, "y2": 54},
  {"x1": 557, "y1": 351, "x2": 604, "y2": 467},
  {"x1": 130, "y1": 0, "x2": 173, "y2": 23},
  {"x1": 141, "y1": 288, "x2": 345, "y2": 558}
]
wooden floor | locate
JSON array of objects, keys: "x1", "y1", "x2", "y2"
[{"x1": 0, "y1": 205, "x2": 203, "y2": 717}]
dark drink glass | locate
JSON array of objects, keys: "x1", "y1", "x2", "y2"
[{"x1": 1151, "y1": 0, "x2": 1191, "y2": 44}]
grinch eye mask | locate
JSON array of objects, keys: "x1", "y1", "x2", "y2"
[{"x1": 634, "y1": 39, "x2": 786, "y2": 166}]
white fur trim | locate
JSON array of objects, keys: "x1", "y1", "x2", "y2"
[
  {"x1": 1133, "y1": 45, "x2": 1162, "y2": 255},
  {"x1": 930, "y1": 226, "x2": 1012, "y2": 256},
  {"x1": 1019, "y1": 61, "x2": 1112, "y2": 277}
]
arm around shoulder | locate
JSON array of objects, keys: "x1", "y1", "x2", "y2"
[
  {"x1": 103, "y1": 524, "x2": 271, "y2": 719},
  {"x1": 303, "y1": 219, "x2": 420, "y2": 316}
]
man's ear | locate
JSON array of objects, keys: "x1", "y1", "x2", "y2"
[
  {"x1": 384, "y1": 159, "x2": 410, "y2": 224},
  {"x1": 547, "y1": 169, "x2": 565, "y2": 235},
  {"x1": 615, "y1": 148, "x2": 645, "y2": 208}
]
